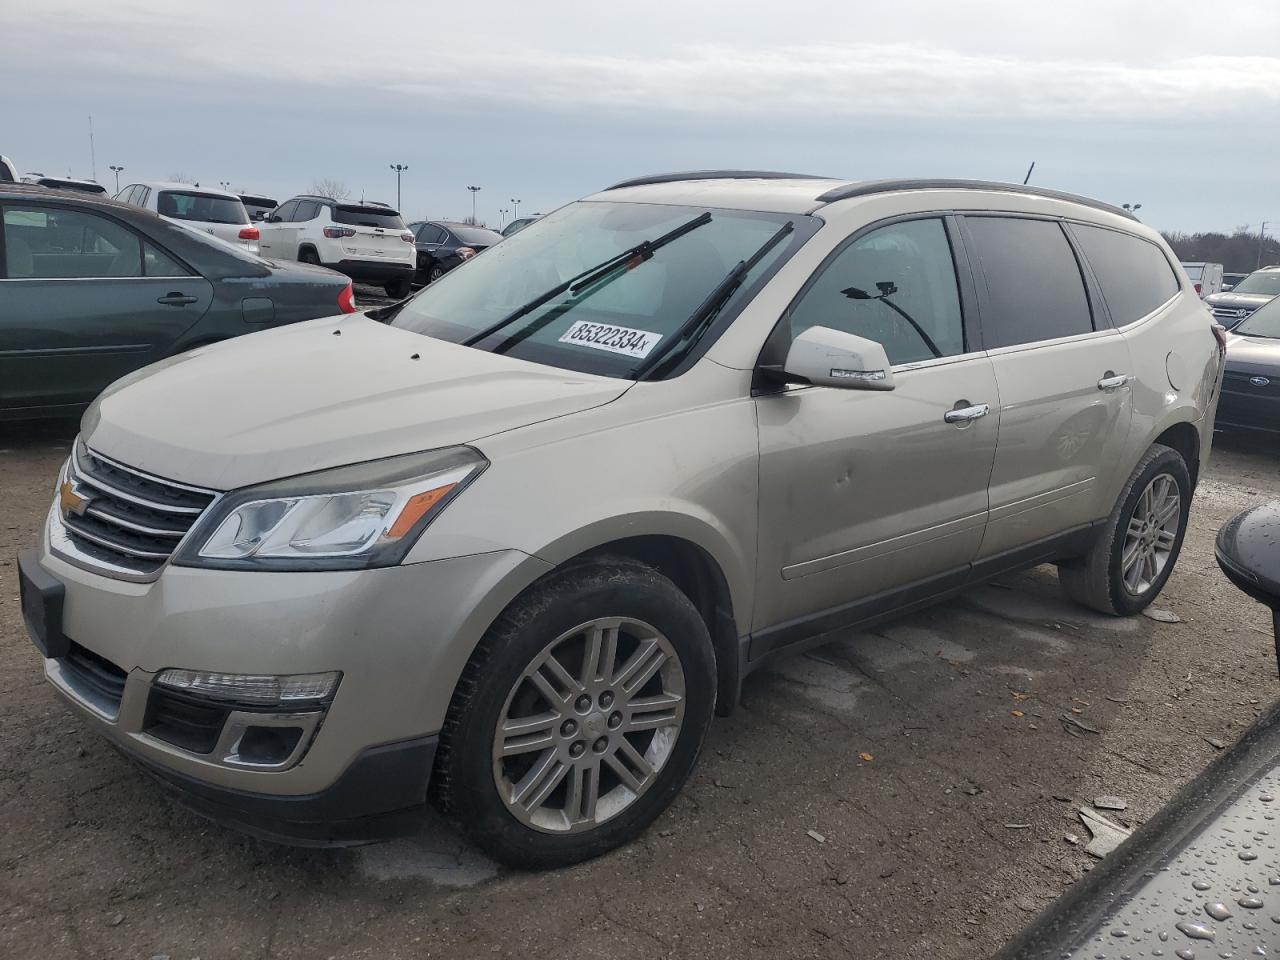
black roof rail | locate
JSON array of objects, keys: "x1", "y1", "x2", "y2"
[
  {"x1": 814, "y1": 179, "x2": 1137, "y2": 221},
  {"x1": 605, "y1": 170, "x2": 831, "y2": 191}
]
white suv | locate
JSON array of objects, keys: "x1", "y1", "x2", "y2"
[
  {"x1": 117, "y1": 181, "x2": 258, "y2": 255},
  {"x1": 257, "y1": 196, "x2": 416, "y2": 298}
]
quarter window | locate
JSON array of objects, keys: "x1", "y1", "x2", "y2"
[
  {"x1": 143, "y1": 242, "x2": 189, "y2": 277},
  {"x1": 1072, "y1": 224, "x2": 1180, "y2": 326},
  {"x1": 965, "y1": 216, "x2": 1093, "y2": 348},
  {"x1": 3, "y1": 206, "x2": 142, "y2": 279},
  {"x1": 784, "y1": 218, "x2": 966, "y2": 365},
  {"x1": 294, "y1": 200, "x2": 320, "y2": 222}
]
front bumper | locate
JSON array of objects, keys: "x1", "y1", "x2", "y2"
[{"x1": 23, "y1": 531, "x2": 551, "y2": 843}]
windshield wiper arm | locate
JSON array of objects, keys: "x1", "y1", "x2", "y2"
[
  {"x1": 842, "y1": 282, "x2": 942, "y2": 358},
  {"x1": 634, "y1": 220, "x2": 795, "y2": 380},
  {"x1": 461, "y1": 211, "x2": 712, "y2": 348}
]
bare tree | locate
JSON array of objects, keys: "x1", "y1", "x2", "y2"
[
  {"x1": 167, "y1": 172, "x2": 196, "y2": 184},
  {"x1": 310, "y1": 178, "x2": 351, "y2": 200}
]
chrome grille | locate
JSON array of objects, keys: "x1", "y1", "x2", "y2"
[
  {"x1": 56, "y1": 439, "x2": 218, "y2": 579},
  {"x1": 1213, "y1": 304, "x2": 1257, "y2": 323}
]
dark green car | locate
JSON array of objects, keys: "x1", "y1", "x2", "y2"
[{"x1": 1, "y1": 184, "x2": 357, "y2": 420}]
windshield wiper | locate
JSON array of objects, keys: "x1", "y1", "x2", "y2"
[
  {"x1": 634, "y1": 220, "x2": 795, "y2": 380},
  {"x1": 462, "y1": 211, "x2": 712, "y2": 348}
]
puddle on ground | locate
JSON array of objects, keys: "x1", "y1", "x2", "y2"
[{"x1": 355, "y1": 812, "x2": 497, "y2": 887}]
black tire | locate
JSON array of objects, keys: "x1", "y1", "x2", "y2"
[
  {"x1": 433, "y1": 558, "x2": 716, "y2": 869},
  {"x1": 428, "y1": 263, "x2": 445, "y2": 283},
  {"x1": 1057, "y1": 443, "x2": 1192, "y2": 615},
  {"x1": 298, "y1": 247, "x2": 322, "y2": 266},
  {"x1": 384, "y1": 277, "x2": 413, "y2": 299}
]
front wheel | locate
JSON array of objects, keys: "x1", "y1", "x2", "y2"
[
  {"x1": 433, "y1": 560, "x2": 716, "y2": 869},
  {"x1": 1058, "y1": 443, "x2": 1192, "y2": 615}
]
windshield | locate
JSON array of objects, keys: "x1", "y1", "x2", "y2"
[
  {"x1": 1182, "y1": 264, "x2": 1203, "y2": 280},
  {"x1": 333, "y1": 205, "x2": 405, "y2": 230},
  {"x1": 391, "y1": 201, "x2": 816, "y2": 378},
  {"x1": 451, "y1": 225, "x2": 502, "y2": 245},
  {"x1": 158, "y1": 190, "x2": 249, "y2": 225},
  {"x1": 1230, "y1": 273, "x2": 1280, "y2": 296},
  {"x1": 1235, "y1": 296, "x2": 1280, "y2": 338}
]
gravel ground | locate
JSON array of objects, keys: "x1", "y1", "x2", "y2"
[{"x1": 2, "y1": 421, "x2": 1278, "y2": 960}]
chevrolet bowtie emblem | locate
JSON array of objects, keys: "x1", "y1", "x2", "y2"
[{"x1": 59, "y1": 480, "x2": 90, "y2": 518}]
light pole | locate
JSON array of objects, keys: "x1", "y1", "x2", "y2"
[
  {"x1": 108, "y1": 165, "x2": 124, "y2": 193},
  {"x1": 510, "y1": 198, "x2": 521, "y2": 220},
  {"x1": 219, "y1": 180, "x2": 232, "y2": 192},
  {"x1": 1258, "y1": 221, "x2": 1271, "y2": 269},
  {"x1": 1122, "y1": 202, "x2": 1142, "y2": 214},
  {"x1": 389, "y1": 163, "x2": 408, "y2": 211},
  {"x1": 499, "y1": 207, "x2": 508, "y2": 226},
  {"x1": 467, "y1": 185, "x2": 482, "y2": 225}
]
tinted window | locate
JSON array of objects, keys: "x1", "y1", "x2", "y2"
[
  {"x1": 418, "y1": 224, "x2": 447, "y2": 244},
  {"x1": 272, "y1": 200, "x2": 298, "y2": 222},
  {"x1": 136, "y1": 187, "x2": 151, "y2": 207},
  {"x1": 157, "y1": 190, "x2": 249, "y2": 225},
  {"x1": 785, "y1": 218, "x2": 966, "y2": 365},
  {"x1": 333, "y1": 205, "x2": 406, "y2": 230},
  {"x1": 3, "y1": 205, "x2": 142, "y2": 278},
  {"x1": 143, "y1": 242, "x2": 189, "y2": 277},
  {"x1": 1074, "y1": 224, "x2": 1180, "y2": 325},
  {"x1": 966, "y1": 217, "x2": 1092, "y2": 348},
  {"x1": 294, "y1": 200, "x2": 320, "y2": 222},
  {"x1": 0, "y1": 163, "x2": 12, "y2": 183},
  {"x1": 451, "y1": 225, "x2": 503, "y2": 245}
]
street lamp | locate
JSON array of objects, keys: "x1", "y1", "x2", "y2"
[
  {"x1": 499, "y1": 207, "x2": 508, "y2": 226},
  {"x1": 1122, "y1": 202, "x2": 1143, "y2": 213},
  {"x1": 510, "y1": 198, "x2": 521, "y2": 219},
  {"x1": 108, "y1": 164, "x2": 124, "y2": 192},
  {"x1": 467, "y1": 185, "x2": 482, "y2": 225},
  {"x1": 219, "y1": 180, "x2": 232, "y2": 192},
  {"x1": 389, "y1": 163, "x2": 408, "y2": 211}
]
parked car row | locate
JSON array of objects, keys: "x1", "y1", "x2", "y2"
[
  {"x1": 1206, "y1": 265, "x2": 1280, "y2": 327},
  {"x1": 16, "y1": 173, "x2": 1225, "y2": 868},
  {"x1": 0, "y1": 183, "x2": 355, "y2": 419}
]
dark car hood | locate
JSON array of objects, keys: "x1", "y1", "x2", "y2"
[{"x1": 1225, "y1": 333, "x2": 1280, "y2": 374}]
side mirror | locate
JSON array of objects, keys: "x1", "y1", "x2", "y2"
[
  {"x1": 265, "y1": 215, "x2": 281, "y2": 224},
  {"x1": 1216, "y1": 501, "x2": 1280, "y2": 675},
  {"x1": 1222, "y1": 284, "x2": 1234, "y2": 292},
  {"x1": 778, "y1": 326, "x2": 895, "y2": 390}
]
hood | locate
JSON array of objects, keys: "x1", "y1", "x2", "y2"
[
  {"x1": 85, "y1": 315, "x2": 630, "y2": 490},
  {"x1": 1206, "y1": 291, "x2": 1274, "y2": 308},
  {"x1": 1225, "y1": 333, "x2": 1280, "y2": 374}
]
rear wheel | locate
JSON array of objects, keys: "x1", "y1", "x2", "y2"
[
  {"x1": 298, "y1": 247, "x2": 321, "y2": 266},
  {"x1": 1058, "y1": 443, "x2": 1192, "y2": 615},
  {"x1": 434, "y1": 559, "x2": 716, "y2": 869},
  {"x1": 384, "y1": 277, "x2": 413, "y2": 299},
  {"x1": 428, "y1": 263, "x2": 445, "y2": 283}
]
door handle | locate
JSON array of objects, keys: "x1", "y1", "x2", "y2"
[
  {"x1": 157, "y1": 293, "x2": 199, "y2": 306},
  {"x1": 943, "y1": 402, "x2": 990, "y2": 424},
  {"x1": 1097, "y1": 373, "x2": 1135, "y2": 391}
]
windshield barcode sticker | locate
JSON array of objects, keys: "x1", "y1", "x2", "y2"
[{"x1": 558, "y1": 320, "x2": 663, "y2": 359}]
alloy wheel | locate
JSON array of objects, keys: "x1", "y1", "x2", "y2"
[
  {"x1": 1121, "y1": 472, "x2": 1180, "y2": 595},
  {"x1": 492, "y1": 617, "x2": 686, "y2": 834}
]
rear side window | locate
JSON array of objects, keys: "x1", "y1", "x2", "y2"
[
  {"x1": 333, "y1": 205, "x2": 406, "y2": 230},
  {"x1": 143, "y1": 242, "x2": 189, "y2": 277},
  {"x1": 965, "y1": 217, "x2": 1093, "y2": 348},
  {"x1": 1181, "y1": 264, "x2": 1203, "y2": 281},
  {"x1": 294, "y1": 200, "x2": 320, "y2": 222},
  {"x1": 272, "y1": 200, "x2": 299, "y2": 222},
  {"x1": 1075, "y1": 225, "x2": 1180, "y2": 326},
  {"x1": 785, "y1": 217, "x2": 966, "y2": 364},
  {"x1": 157, "y1": 190, "x2": 249, "y2": 225},
  {"x1": 3, "y1": 205, "x2": 142, "y2": 278},
  {"x1": 417, "y1": 224, "x2": 447, "y2": 244}
]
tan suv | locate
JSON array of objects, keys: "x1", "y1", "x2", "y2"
[{"x1": 18, "y1": 174, "x2": 1224, "y2": 867}]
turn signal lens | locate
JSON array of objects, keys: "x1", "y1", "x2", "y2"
[
  {"x1": 337, "y1": 282, "x2": 356, "y2": 313},
  {"x1": 385, "y1": 484, "x2": 459, "y2": 538},
  {"x1": 156, "y1": 669, "x2": 341, "y2": 705}
]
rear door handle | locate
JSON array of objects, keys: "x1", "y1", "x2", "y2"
[
  {"x1": 1097, "y1": 373, "x2": 1135, "y2": 391},
  {"x1": 944, "y1": 402, "x2": 990, "y2": 424},
  {"x1": 157, "y1": 293, "x2": 199, "y2": 306}
]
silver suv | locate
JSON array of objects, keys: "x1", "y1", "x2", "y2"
[{"x1": 18, "y1": 174, "x2": 1224, "y2": 868}]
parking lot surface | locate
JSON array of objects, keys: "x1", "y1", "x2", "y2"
[{"x1": 2, "y1": 422, "x2": 1278, "y2": 960}]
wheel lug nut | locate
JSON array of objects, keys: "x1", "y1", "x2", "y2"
[
  {"x1": 608, "y1": 712, "x2": 623, "y2": 729},
  {"x1": 592, "y1": 737, "x2": 609, "y2": 754},
  {"x1": 599, "y1": 691, "x2": 614, "y2": 708},
  {"x1": 561, "y1": 719, "x2": 577, "y2": 737},
  {"x1": 569, "y1": 741, "x2": 585, "y2": 757},
  {"x1": 575, "y1": 694, "x2": 592, "y2": 713}
]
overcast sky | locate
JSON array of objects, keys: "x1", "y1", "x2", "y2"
[{"x1": 3, "y1": 0, "x2": 1278, "y2": 233}]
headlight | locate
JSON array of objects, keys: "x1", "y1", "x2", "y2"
[{"x1": 173, "y1": 446, "x2": 487, "y2": 571}]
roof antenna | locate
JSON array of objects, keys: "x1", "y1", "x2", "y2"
[{"x1": 1022, "y1": 161, "x2": 1035, "y2": 185}]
